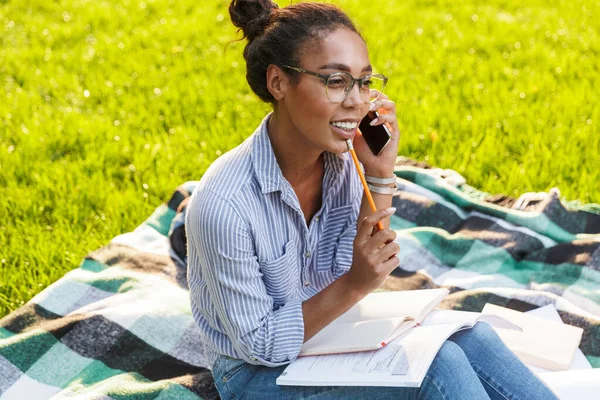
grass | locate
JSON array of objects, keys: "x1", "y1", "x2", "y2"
[{"x1": 0, "y1": 0, "x2": 598, "y2": 318}]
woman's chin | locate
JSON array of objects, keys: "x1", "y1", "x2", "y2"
[{"x1": 328, "y1": 140, "x2": 351, "y2": 156}]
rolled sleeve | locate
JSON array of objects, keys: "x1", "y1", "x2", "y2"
[{"x1": 187, "y1": 188, "x2": 304, "y2": 366}]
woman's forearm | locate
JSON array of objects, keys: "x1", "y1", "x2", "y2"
[
  {"x1": 358, "y1": 167, "x2": 395, "y2": 230},
  {"x1": 301, "y1": 272, "x2": 367, "y2": 342},
  {"x1": 358, "y1": 190, "x2": 393, "y2": 230}
]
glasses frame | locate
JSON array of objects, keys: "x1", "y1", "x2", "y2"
[{"x1": 282, "y1": 65, "x2": 388, "y2": 103}]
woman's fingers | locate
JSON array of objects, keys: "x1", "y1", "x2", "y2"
[
  {"x1": 370, "y1": 99, "x2": 396, "y2": 115},
  {"x1": 368, "y1": 112, "x2": 399, "y2": 139},
  {"x1": 356, "y1": 207, "x2": 396, "y2": 242},
  {"x1": 379, "y1": 240, "x2": 401, "y2": 264},
  {"x1": 370, "y1": 89, "x2": 388, "y2": 101},
  {"x1": 368, "y1": 96, "x2": 399, "y2": 136},
  {"x1": 368, "y1": 228, "x2": 397, "y2": 249},
  {"x1": 349, "y1": 208, "x2": 401, "y2": 293},
  {"x1": 381, "y1": 253, "x2": 401, "y2": 271},
  {"x1": 365, "y1": 229, "x2": 400, "y2": 263},
  {"x1": 369, "y1": 110, "x2": 397, "y2": 128}
]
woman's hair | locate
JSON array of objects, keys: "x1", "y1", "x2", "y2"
[{"x1": 229, "y1": 0, "x2": 362, "y2": 103}]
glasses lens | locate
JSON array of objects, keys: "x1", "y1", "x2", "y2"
[
  {"x1": 366, "y1": 76, "x2": 386, "y2": 102},
  {"x1": 325, "y1": 73, "x2": 352, "y2": 102}
]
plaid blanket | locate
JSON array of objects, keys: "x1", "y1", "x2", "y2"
[{"x1": 1, "y1": 161, "x2": 599, "y2": 399}]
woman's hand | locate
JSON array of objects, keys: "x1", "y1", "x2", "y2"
[
  {"x1": 344, "y1": 207, "x2": 400, "y2": 295},
  {"x1": 352, "y1": 92, "x2": 400, "y2": 177}
]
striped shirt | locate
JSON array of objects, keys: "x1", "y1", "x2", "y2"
[{"x1": 186, "y1": 114, "x2": 362, "y2": 367}]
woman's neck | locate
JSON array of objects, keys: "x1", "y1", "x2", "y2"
[{"x1": 267, "y1": 111, "x2": 324, "y2": 186}]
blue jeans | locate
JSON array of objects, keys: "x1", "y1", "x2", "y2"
[{"x1": 211, "y1": 323, "x2": 558, "y2": 399}]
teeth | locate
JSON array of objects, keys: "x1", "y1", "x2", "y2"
[{"x1": 330, "y1": 121, "x2": 357, "y2": 130}]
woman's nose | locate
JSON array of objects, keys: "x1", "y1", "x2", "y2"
[{"x1": 342, "y1": 82, "x2": 365, "y2": 107}]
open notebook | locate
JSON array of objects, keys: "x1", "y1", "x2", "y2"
[
  {"x1": 279, "y1": 289, "x2": 520, "y2": 387},
  {"x1": 299, "y1": 288, "x2": 449, "y2": 356}
]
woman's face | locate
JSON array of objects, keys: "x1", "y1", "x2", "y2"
[{"x1": 282, "y1": 28, "x2": 371, "y2": 154}]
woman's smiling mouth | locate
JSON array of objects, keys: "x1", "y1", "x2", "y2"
[
  {"x1": 330, "y1": 120, "x2": 358, "y2": 139},
  {"x1": 330, "y1": 121, "x2": 358, "y2": 130}
]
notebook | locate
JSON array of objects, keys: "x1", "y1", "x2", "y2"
[
  {"x1": 277, "y1": 289, "x2": 520, "y2": 387},
  {"x1": 298, "y1": 288, "x2": 448, "y2": 356},
  {"x1": 482, "y1": 303, "x2": 584, "y2": 371}
]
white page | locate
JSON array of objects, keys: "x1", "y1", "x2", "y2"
[
  {"x1": 421, "y1": 309, "x2": 480, "y2": 326},
  {"x1": 299, "y1": 318, "x2": 415, "y2": 356},
  {"x1": 422, "y1": 309, "x2": 522, "y2": 331},
  {"x1": 279, "y1": 322, "x2": 462, "y2": 387},
  {"x1": 482, "y1": 304, "x2": 584, "y2": 371},
  {"x1": 523, "y1": 304, "x2": 592, "y2": 372},
  {"x1": 299, "y1": 289, "x2": 448, "y2": 356},
  {"x1": 333, "y1": 289, "x2": 449, "y2": 324},
  {"x1": 538, "y1": 369, "x2": 600, "y2": 400}
]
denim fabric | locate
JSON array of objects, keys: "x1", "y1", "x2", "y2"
[{"x1": 212, "y1": 323, "x2": 558, "y2": 400}]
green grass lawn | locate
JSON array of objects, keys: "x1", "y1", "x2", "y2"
[{"x1": 1, "y1": 0, "x2": 599, "y2": 318}]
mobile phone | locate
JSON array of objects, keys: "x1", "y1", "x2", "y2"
[{"x1": 359, "y1": 111, "x2": 391, "y2": 155}]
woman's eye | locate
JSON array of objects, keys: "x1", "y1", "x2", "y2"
[
  {"x1": 362, "y1": 79, "x2": 373, "y2": 88},
  {"x1": 327, "y1": 78, "x2": 346, "y2": 88}
]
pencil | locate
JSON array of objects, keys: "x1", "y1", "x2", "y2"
[{"x1": 346, "y1": 139, "x2": 385, "y2": 232}]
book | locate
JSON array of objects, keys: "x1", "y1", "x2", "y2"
[
  {"x1": 482, "y1": 303, "x2": 584, "y2": 371},
  {"x1": 298, "y1": 288, "x2": 448, "y2": 356},
  {"x1": 529, "y1": 305, "x2": 596, "y2": 400},
  {"x1": 277, "y1": 289, "x2": 519, "y2": 387},
  {"x1": 522, "y1": 304, "x2": 591, "y2": 372}
]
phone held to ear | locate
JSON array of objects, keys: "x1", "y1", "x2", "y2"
[{"x1": 359, "y1": 111, "x2": 392, "y2": 155}]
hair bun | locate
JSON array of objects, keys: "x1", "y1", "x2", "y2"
[{"x1": 229, "y1": 0, "x2": 278, "y2": 42}]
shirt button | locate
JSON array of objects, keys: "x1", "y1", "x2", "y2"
[
  {"x1": 314, "y1": 216, "x2": 320, "y2": 221},
  {"x1": 304, "y1": 281, "x2": 310, "y2": 286},
  {"x1": 305, "y1": 251, "x2": 311, "y2": 258}
]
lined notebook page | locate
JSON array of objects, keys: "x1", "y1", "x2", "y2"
[{"x1": 299, "y1": 289, "x2": 449, "y2": 356}]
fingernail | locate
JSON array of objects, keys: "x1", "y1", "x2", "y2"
[
  {"x1": 386, "y1": 207, "x2": 396, "y2": 214},
  {"x1": 369, "y1": 102, "x2": 377, "y2": 111},
  {"x1": 369, "y1": 118, "x2": 379, "y2": 126}
]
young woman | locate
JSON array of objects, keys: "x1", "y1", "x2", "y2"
[{"x1": 186, "y1": 1, "x2": 558, "y2": 398}]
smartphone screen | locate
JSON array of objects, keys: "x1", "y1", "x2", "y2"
[{"x1": 359, "y1": 111, "x2": 392, "y2": 155}]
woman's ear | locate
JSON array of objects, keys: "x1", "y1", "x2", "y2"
[{"x1": 266, "y1": 65, "x2": 288, "y2": 101}]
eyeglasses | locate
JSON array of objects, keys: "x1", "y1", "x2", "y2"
[{"x1": 282, "y1": 65, "x2": 388, "y2": 103}]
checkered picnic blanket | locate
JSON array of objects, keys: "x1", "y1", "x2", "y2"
[{"x1": 1, "y1": 160, "x2": 599, "y2": 399}]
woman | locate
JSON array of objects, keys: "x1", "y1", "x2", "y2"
[{"x1": 186, "y1": 0, "x2": 558, "y2": 398}]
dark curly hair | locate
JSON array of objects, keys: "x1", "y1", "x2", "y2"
[{"x1": 229, "y1": 0, "x2": 362, "y2": 103}]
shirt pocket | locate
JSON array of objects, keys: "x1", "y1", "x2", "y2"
[
  {"x1": 258, "y1": 239, "x2": 298, "y2": 304},
  {"x1": 317, "y1": 204, "x2": 354, "y2": 272},
  {"x1": 332, "y1": 226, "x2": 355, "y2": 278}
]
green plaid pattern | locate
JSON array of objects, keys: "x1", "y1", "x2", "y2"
[
  {"x1": 0, "y1": 202, "x2": 218, "y2": 399},
  {"x1": 383, "y1": 163, "x2": 600, "y2": 369},
  {"x1": 1, "y1": 160, "x2": 598, "y2": 399}
]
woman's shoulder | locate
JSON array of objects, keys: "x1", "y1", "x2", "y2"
[
  {"x1": 195, "y1": 136, "x2": 256, "y2": 199},
  {"x1": 186, "y1": 140, "x2": 255, "y2": 230}
]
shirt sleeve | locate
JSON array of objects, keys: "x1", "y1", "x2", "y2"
[{"x1": 187, "y1": 188, "x2": 305, "y2": 367}]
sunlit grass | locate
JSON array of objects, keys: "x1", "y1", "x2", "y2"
[{"x1": 1, "y1": 0, "x2": 598, "y2": 317}]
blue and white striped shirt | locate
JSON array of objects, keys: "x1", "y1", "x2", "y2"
[{"x1": 186, "y1": 114, "x2": 362, "y2": 367}]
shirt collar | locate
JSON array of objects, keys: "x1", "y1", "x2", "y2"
[
  {"x1": 252, "y1": 114, "x2": 285, "y2": 194},
  {"x1": 252, "y1": 113, "x2": 347, "y2": 195}
]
